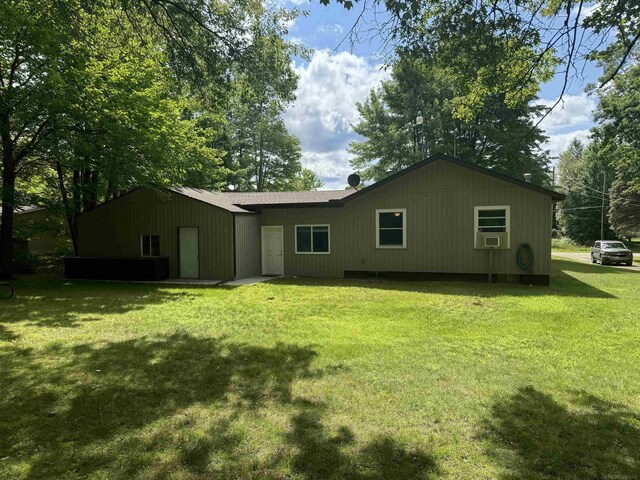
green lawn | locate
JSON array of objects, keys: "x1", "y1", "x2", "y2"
[{"x1": 1, "y1": 259, "x2": 640, "y2": 479}]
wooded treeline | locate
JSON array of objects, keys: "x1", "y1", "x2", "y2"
[
  {"x1": 0, "y1": 0, "x2": 320, "y2": 276},
  {"x1": 557, "y1": 56, "x2": 640, "y2": 244}
]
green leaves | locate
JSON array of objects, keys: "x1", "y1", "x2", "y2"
[
  {"x1": 590, "y1": 63, "x2": 640, "y2": 237},
  {"x1": 218, "y1": 10, "x2": 305, "y2": 192},
  {"x1": 556, "y1": 140, "x2": 615, "y2": 245},
  {"x1": 349, "y1": 50, "x2": 551, "y2": 184}
]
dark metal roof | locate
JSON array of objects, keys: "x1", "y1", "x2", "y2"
[
  {"x1": 169, "y1": 154, "x2": 565, "y2": 213},
  {"x1": 341, "y1": 153, "x2": 566, "y2": 202},
  {"x1": 223, "y1": 190, "x2": 352, "y2": 205},
  {"x1": 170, "y1": 187, "x2": 251, "y2": 213},
  {"x1": 16, "y1": 205, "x2": 47, "y2": 214},
  {"x1": 171, "y1": 187, "x2": 352, "y2": 212}
]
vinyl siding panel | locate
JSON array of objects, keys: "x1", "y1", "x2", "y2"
[
  {"x1": 260, "y1": 159, "x2": 553, "y2": 277},
  {"x1": 234, "y1": 214, "x2": 261, "y2": 279},
  {"x1": 77, "y1": 188, "x2": 234, "y2": 280}
]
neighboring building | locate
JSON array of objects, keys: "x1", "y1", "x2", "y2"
[
  {"x1": 5, "y1": 206, "x2": 69, "y2": 257},
  {"x1": 74, "y1": 153, "x2": 564, "y2": 284}
]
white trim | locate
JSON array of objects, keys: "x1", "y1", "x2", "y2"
[
  {"x1": 261, "y1": 226, "x2": 284, "y2": 275},
  {"x1": 376, "y1": 208, "x2": 407, "y2": 249},
  {"x1": 474, "y1": 205, "x2": 510, "y2": 248},
  {"x1": 294, "y1": 224, "x2": 331, "y2": 254}
]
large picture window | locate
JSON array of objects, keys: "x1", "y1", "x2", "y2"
[
  {"x1": 376, "y1": 209, "x2": 406, "y2": 248},
  {"x1": 141, "y1": 234, "x2": 160, "y2": 257},
  {"x1": 474, "y1": 206, "x2": 510, "y2": 233},
  {"x1": 295, "y1": 225, "x2": 330, "y2": 254}
]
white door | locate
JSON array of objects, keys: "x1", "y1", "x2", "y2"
[
  {"x1": 179, "y1": 227, "x2": 199, "y2": 278},
  {"x1": 261, "y1": 226, "x2": 284, "y2": 276}
]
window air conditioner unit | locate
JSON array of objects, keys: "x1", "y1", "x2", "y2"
[{"x1": 484, "y1": 236, "x2": 500, "y2": 248}]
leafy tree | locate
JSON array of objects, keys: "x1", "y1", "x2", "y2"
[
  {"x1": 608, "y1": 152, "x2": 640, "y2": 239},
  {"x1": 556, "y1": 139, "x2": 615, "y2": 244},
  {"x1": 0, "y1": 0, "x2": 302, "y2": 275},
  {"x1": 323, "y1": 0, "x2": 640, "y2": 101},
  {"x1": 221, "y1": 11, "x2": 308, "y2": 192},
  {"x1": 350, "y1": 53, "x2": 551, "y2": 184},
  {"x1": 0, "y1": 1, "x2": 79, "y2": 276},
  {"x1": 589, "y1": 59, "x2": 640, "y2": 238},
  {"x1": 288, "y1": 168, "x2": 324, "y2": 191},
  {"x1": 45, "y1": 12, "x2": 225, "y2": 253}
]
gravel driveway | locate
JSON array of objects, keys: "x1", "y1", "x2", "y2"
[{"x1": 553, "y1": 252, "x2": 638, "y2": 272}]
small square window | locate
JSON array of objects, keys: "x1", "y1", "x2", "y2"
[
  {"x1": 474, "y1": 206, "x2": 510, "y2": 249},
  {"x1": 141, "y1": 235, "x2": 160, "y2": 257},
  {"x1": 475, "y1": 208, "x2": 508, "y2": 233}
]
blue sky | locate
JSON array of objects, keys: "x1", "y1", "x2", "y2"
[{"x1": 278, "y1": 1, "x2": 601, "y2": 189}]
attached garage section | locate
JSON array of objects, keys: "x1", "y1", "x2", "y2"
[{"x1": 76, "y1": 187, "x2": 235, "y2": 280}]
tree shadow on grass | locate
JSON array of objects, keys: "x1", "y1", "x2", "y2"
[
  {"x1": 287, "y1": 399, "x2": 440, "y2": 480},
  {"x1": 0, "y1": 278, "x2": 195, "y2": 327},
  {"x1": 0, "y1": 333, "x2": 318, "y2": 478},
  {"x1": 0, "y1": 324, "x2": 18, "y2": 342},
  {"x1": 482, "y1": 386, "x2": 640, "y2": 479},
  {"x1": 0, "y1": 332, "x2": 440, "y2": 479},
  {"x1": 553, "y1": 257, "x2": 638, "y2": 275}
]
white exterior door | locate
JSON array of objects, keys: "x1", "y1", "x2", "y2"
[
  {"x1": 179, "y1": 227, "x2": 199, "y2": 278},
  {"x1": 261, "y1": 226, "x2": 284, "y2": 276}
]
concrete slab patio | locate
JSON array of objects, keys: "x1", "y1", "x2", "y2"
[
  {"x1": 66, "y1": 277, "x2": 280, "y2": 286},
  {"x1": 66, "y1": 278, "x2": 225, "y2": 286},
  {"x1": 221, "y1": 276, "x2": 279, "y2": 286}
]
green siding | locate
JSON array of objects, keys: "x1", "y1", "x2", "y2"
[
  {"x1": 77, "y1": 188, "x2": 234, "y2": 280},
  {"x1": 76, "y1": 159, "x2": 555, "y2": 281},
  {"x1": 260, "y1": 159, "x2": 553, "y2": 278},
  {"x1": 234, "y1": 214, "x2": 261, "y2": 279}
]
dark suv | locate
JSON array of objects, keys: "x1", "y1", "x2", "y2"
[{"x1": 591, "y1": 241, "x2": 633, "y2": 266}]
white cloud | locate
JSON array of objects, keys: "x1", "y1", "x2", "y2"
[
  {"x1": 316, "y1": 23, "x2": 345, "y2": 35},
  {"x1": 537, "y1": 94, "x2": 596, "y2": 131},
  {"x1": 545, "y1": 129, "x2": 591, "y2": 158},
  {"x1": 269, "y1": 0, "x2": 309, "y2": 6},
  {"x1": 536, "y1": 93, "x2": 595, "y2": 157},
  {"x1": 285, "y1": 50, "x2": 389, "y2": 188},
  {"x1": 300, "y1": 151, "x2": 354, "y2": 189}
]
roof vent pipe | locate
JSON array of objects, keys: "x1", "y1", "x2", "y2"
[{"x1": 524, "y1": 173, "x2": 532, "y2": 183}]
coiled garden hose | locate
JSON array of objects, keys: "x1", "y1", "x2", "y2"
[{"x1": 517, "y1": 243, "x2": 534, "y2": 271}]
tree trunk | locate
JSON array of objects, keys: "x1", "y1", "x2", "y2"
[
  {"x1": 0, "y1": 110, "x2": 16, "y2": 279},
  {"x1": 56, "y1": 162, "x2": 80, "y2": 255},
  {"x1": 257, "y1": 131, "x2": 265, "y2": 192},
  {"x1": 0, "y1": 166, "x2": 16, "y2": 279}
]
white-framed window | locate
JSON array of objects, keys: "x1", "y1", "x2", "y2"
[
  {"x1": 376, "y1": 208, "x2": 406, "y2": 248},
  {"x1": 295, "y1": 225, "x2": 330, "y2": 254},
  {"x1": 140, "y1": 234, "x2": 160, "y2": 257},
  {"x1": 474, "y1": 206, "x2": 510, "y2": 234}
]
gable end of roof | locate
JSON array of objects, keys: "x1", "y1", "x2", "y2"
[{"x1": 341, "y1": 153, "x2": 565, "y2": 202}]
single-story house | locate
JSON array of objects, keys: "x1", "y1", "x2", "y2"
[{"x1": 71, "y1": 153, "x2": 565, "y2": 284}]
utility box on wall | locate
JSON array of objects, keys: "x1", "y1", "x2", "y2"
[{"x1": 475, "y1": 231, "x2": 510, "y2": 250}]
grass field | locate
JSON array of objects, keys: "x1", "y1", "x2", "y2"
[
  {"x1": 1, "y1": 259, "x2": 640, "y2": 479},
  {"x1": 552, "y1": 237, "x2": 640, "y2": 253}
]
